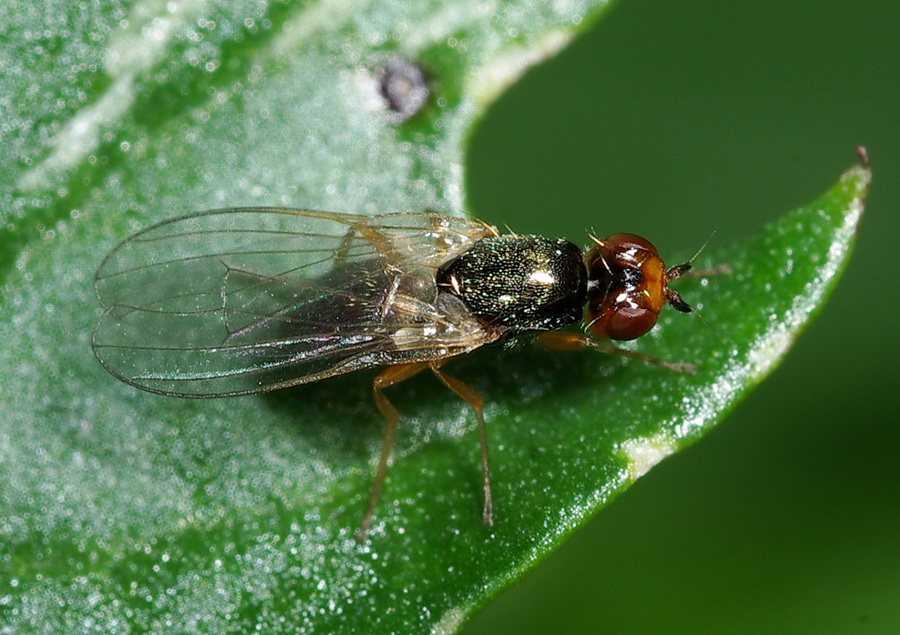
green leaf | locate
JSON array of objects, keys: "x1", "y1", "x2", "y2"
[{"x1": 0, "y1": 0, "x2": 868, "y2": 632}]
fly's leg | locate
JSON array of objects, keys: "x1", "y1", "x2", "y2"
[
  {"x1": 429, "y1": 364, "x2": 493, "y2": 528},
  {"x1": 336, "y1": 223, "x2": 403, "y2": 268},
  {"x1": 361, "y1": 361, "x2": 494, "y2": 540},
  {"x1": 360, "y1": 362, "x2": 428, "y2": 542},
  {"x1": 352, "y1": 225, "x2": 406, "y2": 317},
  {"x1": 334, "y1": 226, "x2": 366, "y2": 268},
  {"x1": 536, "y1": 331, "x2": 696, "y2": 374}
]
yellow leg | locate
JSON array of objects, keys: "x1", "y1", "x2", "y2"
[
  {"x1": 359, "y1": 362, "x2": 427, "y2": 542},
  {"x1": 429, "y1": 364, "x2": 493, "y2": 527},
  {"x1": 536, "y1": 331, "x2": 696, "y2": 373}
]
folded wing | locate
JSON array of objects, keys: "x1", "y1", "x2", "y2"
[{"x1": 94, "y1": 208, "x2": 496, "y2": 396}]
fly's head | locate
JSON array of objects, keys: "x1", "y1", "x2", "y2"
[{"x1": 584, "y1": 233, "x2": 693, "y2": 341}]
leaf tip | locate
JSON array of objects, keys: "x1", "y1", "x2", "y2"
[
  {"x1": 855, "y1": 145, "x2": 870, "y2": 169},
  {"x1": 843, "y1": 145, "x2": 872, "y2": 210}
]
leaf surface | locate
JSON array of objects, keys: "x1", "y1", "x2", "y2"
[{"x1": 0, "y1": 0, "x2": 868, "y2": 631}]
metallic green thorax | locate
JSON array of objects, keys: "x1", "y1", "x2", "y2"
[{"x1": 436, "y1": 235, "x2": 587, "y2": 332}]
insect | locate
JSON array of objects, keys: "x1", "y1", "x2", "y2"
[{"x1": 94, "y1": 208, "x2": 697, "y2": 539}]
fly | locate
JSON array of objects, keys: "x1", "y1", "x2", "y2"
[{"x1": 93, "y1": 208, "x2": 698, "y2": 540}]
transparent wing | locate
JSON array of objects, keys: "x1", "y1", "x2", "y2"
[{"x1": 94, "y1": 208, "x2": 496, "y2": 397}]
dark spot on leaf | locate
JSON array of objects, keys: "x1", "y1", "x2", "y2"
[{"x1": 379, "y1": 59, "x2": 429, "y2": 121}]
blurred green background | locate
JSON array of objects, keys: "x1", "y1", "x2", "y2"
[{"x1": 465, "y1": 0, "x2": 899, "y2": 633}]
